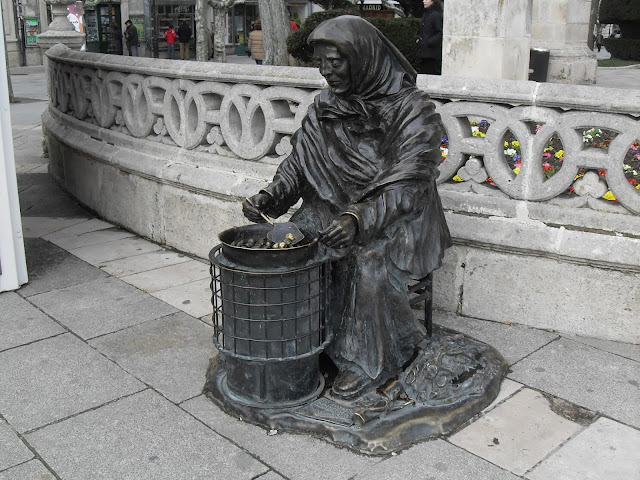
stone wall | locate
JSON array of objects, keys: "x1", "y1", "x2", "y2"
[{"x1": 44, "y1": 45, "x2": 640, "y2": 344}]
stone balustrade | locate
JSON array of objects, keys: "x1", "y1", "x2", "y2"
[{"x1": 43, "y1": 45, "x2": 640, "y2": 344}]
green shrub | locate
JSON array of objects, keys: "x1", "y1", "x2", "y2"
[
  {"x1": 600, "y1": 0, "x2": 640, "y2": 39},
  {"x1": 287, "y1": 14, "x2": 422, "y2": 71},
  {"x1": 602, "y1": 38, "x2": 640, "y2": 60},
  {"x1": 287, "y1": 10, "x2": 355, "y2": 65},
  {"x1": 367, "y1": 18, "x2": 422, "y2": 72}
]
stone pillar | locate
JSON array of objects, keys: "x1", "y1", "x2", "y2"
[
  {"x1": 532, "y1": 0, "x2": 597, "y2": 84},
  {"x1": 2, "y1": 0, "x2": 20, "y2": 66},
  {"x1": 36, "y1": 0, "x2": 85, "y2": 54},
  {"x1": 442, "y1": 0, "x2": 532, "y2": 81}
]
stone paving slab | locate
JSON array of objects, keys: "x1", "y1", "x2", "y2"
[
  {"x1": 354, "y1": 439, "x2": 520, "y2": 480},
  {"x1": 20, "y1": 216, "x2": 90, "y2": 238},
  {"x1": 434, "y1": 311, "x2": 559, "y2": 365},
  {"x1": 181, "y1": 395, "x2": 379, "y2": 480},
  {"x1": 19, "y1": 183, "x2": 87, "y2": 218},
  {"x1": 484, "y1": 378, "x2": 523, "y2": 413},
  {"x1": 0, "y1": 460, "x2": 55, "y2": 480},
  {"x1": 24, "y1": 390, "x2": 268, "y2": 480},
  {"x1": 509, "y1": 337, "x2": 640, "y2": 428},
  {"x1": 89, "y1": 312, "x2": 216, "y2": 403},
  {"x1": 27, "y1": 277, "x2": 178, "y2": 340},
  {"x1": 46, "y1": 227, "x2": 136, "y2": 250},
  {"x1": 41, "y1": 218, "x2": 114, "y2": 242},
  {"x1": 151, "y1": 278, "x2": 213, "y2": 318},
  {"x1": 17, "y1": 238, "x2": 109, "y2": 297},
  {"x1": 0, "y1": 334, "x2": 144, "y2": 433},
  {"x1": 449, "y1": 388, "x2": 582, "y2": 476},
  {"x1": 565, "y1": 334, "x2": 640, "y2": 363},
  {"x1": 98, "y1": 249, "x2": 192, "y2": 277},
  {"x1": 257, "y1": 472, "x2": 287, "y2": 480},
  {"x1": 120, "y1": 259, "x2": 210, "y2": 293},
  {"x1": 0, "y1": 292, "x2": 65, "y2": 352},
  {"x1": 0, "y1": 419, "x2": 33, "y2": 471},
  {"x1": 526, "y1": 417, "x2": 640, "y2": 480},
  {"x1": 69, "y1": 237, "x2": 163, "y2": 265}
]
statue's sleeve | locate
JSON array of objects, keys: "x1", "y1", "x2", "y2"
[
  {"x1": 344, "y1": 183, "x2": 427, "y2": 241},
  {"x1": 260, "y1": 157, "x2": 303, "y2": 218}
]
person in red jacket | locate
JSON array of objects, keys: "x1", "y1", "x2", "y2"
[{"x1": 164, "y1": 24, "x2": 177, "y2": 59}]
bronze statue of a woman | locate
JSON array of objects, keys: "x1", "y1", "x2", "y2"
[{"x1": 243, "y1": 15, "x2": 452, "y2": 400}]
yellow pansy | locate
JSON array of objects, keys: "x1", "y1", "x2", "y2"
[{"x1": 603, "y1": 191, "x2": 617, "y2": 201}]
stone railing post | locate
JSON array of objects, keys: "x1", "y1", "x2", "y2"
[
  {"x1": 442, "y1": 0, "x2": 532, "y2": 81},
  {"x1": 531, "y1": 0, "x2": 597, "y2": 84}
]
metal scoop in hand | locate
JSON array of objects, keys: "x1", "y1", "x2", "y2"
[{"x1": 245, "y1": 198, "x2": 305, "y2": 246}]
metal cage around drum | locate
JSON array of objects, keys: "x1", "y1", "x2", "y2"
[{"x1": 209, "y1": 245, "x2": 331, "y2": 362}]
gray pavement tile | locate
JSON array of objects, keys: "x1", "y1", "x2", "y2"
[
  {"x1": 0, "y1": 460, "x2": 55, "y2": 480},
  {"x1": 450, "y1": 389, "x2": 582, "y2": 476},
  {"x1": 151, "y1": 278, "x2": 212, "y2": 318},
  {"x1": 120, "y1": 259, "x2": 210, "y2": 293},
  {"x1": 564, "y1": 333, "x2": 640, "y2": 363},
  {"x1": 433, "y1": 311, "x2": 559, "y2": 365},
  {"x1": 181, "y1": 395, "x2": 379, "y2": 480},
  {"x1": 20, "y1": 216, "x2": 90, "y2": 238},
  {"x1": 509, "y1": 337, "x2": 640, "y2": 428},
  {"x1": 14, "y1": 163, "x2": 47, "y2": 174},
  {"x1": 8, "y1": 101, "x2": 47, "y2": 126},
  {"x1": 27, "y1": 277, "x2": 178, "y2": 339},
  {"x1": 41, "y1": 218, "x2": 114, "y2": 242},
  {"x1": 484, "y1": 378, "x2": 523, "y2": 413},
  {"x1": 0, "y1": 334, "x2": 144, "y2": 433},
  {"x1": 255, "y1": 472, "x2": 287, "y2": 480},
  {"x1": 200, "y1": 313, "x2": 213, "y2": 326},
  {"x1": 48, "y1": 228, "x2": 136, "y2": 250},
  {"x1": 98, "y1": 249, "x2": 192, "y2": 277},
  {"x1": 354, "y1": 439, "x2": 520, "y2": 480},
  {"x1": 69, "y1": 237, "x2": 163, "y2": 265},
  {"x1": 89, "y1": 312, "x2": 216, "y2": 403},
  {"x1": 0, "y1": 419, "x2": 33, "y2": 471},
  {"x1": 19, "y1": 183, "x2": 87, "y2": 218},
  {"x1": 24, "y1": 390, "x2": 268, "y2": 480},
  {"x1": 17, "y1": 238, "x2": 109, "y2": 297},
  {"x1": 0, "y1": 292, "x2": 65, "y2": 352},
  {"x1": 526, "y1": 417, "x2": 640, "y2": 480}
]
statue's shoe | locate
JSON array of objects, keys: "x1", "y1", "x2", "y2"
[{"x1": 331, "y1": 368, "x2": 373, "y2": 400}]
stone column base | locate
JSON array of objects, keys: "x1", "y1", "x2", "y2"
[
  {"x1": 546, "y1": 44, "x2": 597, "y2": 84},
  {"x1": 37, "y1": 30, "x2": 85, "y2": 53}
]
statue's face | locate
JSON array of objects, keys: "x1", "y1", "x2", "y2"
[{"x1": 314, "y1": 44, "x2": 351, "y2": 96}]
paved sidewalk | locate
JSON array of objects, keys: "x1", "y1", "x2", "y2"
[{"x1": 2, "y1": 66, "x2": 640, "y2": 480}]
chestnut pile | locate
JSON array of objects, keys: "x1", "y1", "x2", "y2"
[{"x1": 230, "y1": 233, "x2": 297, "y2": 250}]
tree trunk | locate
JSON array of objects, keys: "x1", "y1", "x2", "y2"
[
  {"x1": 258, "y1": 0, "x2": 290, "y2": 66},
  {"x1": 196, "y1": 0, "x2": 209, "y2": 61},
  {"x1": 207, "y1": 0, "x2": 244, "y2": 63}
]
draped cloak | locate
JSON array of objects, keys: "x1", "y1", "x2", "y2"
[{"x1": 262, "y1": 16, "x2": 452, "y2": 380}]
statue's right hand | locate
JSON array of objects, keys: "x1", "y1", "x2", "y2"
[{"x1": 242, "y1": 193, "x2": 271, "y2": 223}]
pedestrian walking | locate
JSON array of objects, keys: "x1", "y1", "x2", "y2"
[
  {"x1": 178, "y1": 21, "x2": 192, "y2": 60},
  {"x1": 416, "y1": 0, "x2": 443, "y2": 75},
  {"x1": 124, "y1": 19, "x2": 139, "y2": 57},
  {"x1": 164, "y1": 24, "x2": 177, "y2": 59},
  {"x1": 247, "y1": 20, "x2": 264, "y2": 65}
]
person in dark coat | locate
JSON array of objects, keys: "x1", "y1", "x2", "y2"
[
  {"x1": 177, "y1": 21, "x2": 192, "y2": 60},
  {"x1": 124, "y1": 19, "x2": 139, "y2": 56},
  {"x1": 243, "y1": 15, "x2": 451, "y2": 400},
  {"x1": 417, "y1": 0, "x2": 443, "y2": 75}
]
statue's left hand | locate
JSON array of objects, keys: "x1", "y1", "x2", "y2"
[{"x1": 318, "y1": 215, "x2": 357, "y2": 249}]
